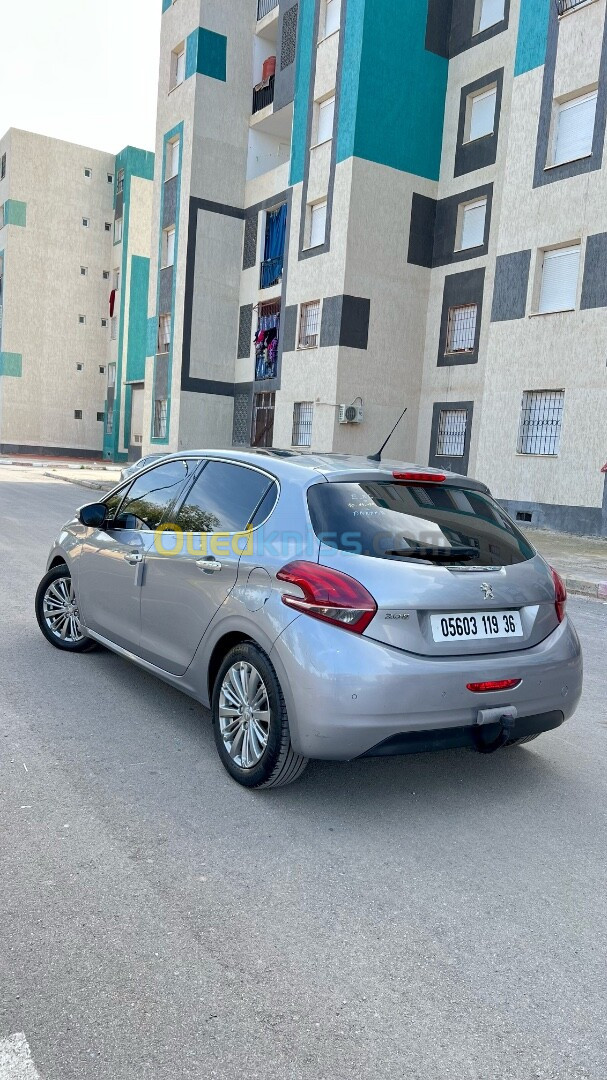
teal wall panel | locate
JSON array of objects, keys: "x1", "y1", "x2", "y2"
[
  {"x1": 147, "y1": 316, "x2": 158, "y2": 357},
  {"x1": 515, "y1": 0, "x2": 551, "y2": 75},
  {"x1": 290, "y1": 0, "x2": 316, "y2": 185},
  {"x1": 186, "y1": 27, "x2": 227, "y2": 82},
  {"x1": 162, "y1": 0, "x2": 172, "y2": 11},
  {"x1": 0, "y1": 352, "x2": 23, "y2": 377},
  {"x1": 4, "y1": 200, "x2": 26, "y2": 227},
  {"x1": 337, "y1": 0, "x2": 447, "y2": 181},
  {"x1": 126, "y1": 256, "x2": 150, "y2": 383}
]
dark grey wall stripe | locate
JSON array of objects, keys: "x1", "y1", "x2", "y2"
[
  {"x1": 408, "y1": 184, "x2": 493, "y2": 269},
  {"x1": 242, "y1": 214, "x2": 258, "y2": 270},
  {"x1": 500, "y1": 491, "x2": 607, "y2": 539},
  {"x1": 297, "y1": 0, "x2": 348, "y2": 261},
  {"x1": 281, "y1": 304, "x2": 298, "y2": 352},
  {"x1": 533, "y1": 3, "x2": 607, "y2": 188},
  {"x1": 491, "y1": 250, "x2": 531, "y2": 321},
  {"x1": 158, "y1": 266, "x2": 174, "y2": 315},
  {"x1": 232, "y1": 384, "x2": 254, "y2": 446},
  {"x1": 425, "y1": 0, "x2": 510, "y2": 58},
  {"x1": 275, "y1": 0, "x2": 299, "y2": 110},
  {"x1": 237, "y1": 304, "x2": 254, "y2": 358},
  {"x1": 581, "y1": 232, "x2": 607, "y2": 309},
  {"x1": 428, "y1": 400, "x2": 474, "y2": 475},
  {"x1": 407, "y1": 194, "x2": 437, "y2": 269},
  {"x1": 163, "y1": 176, "x2": 178, "y2": 228},
  {"x1": 454, "y1": 69, "x2": 503, "y2": 178},
  {"x1": 320, "y1": 295, "x2": 371, "y2": 349},
  {"x1": 437, "y1": 268, "x2": 485, "y2": 367}
]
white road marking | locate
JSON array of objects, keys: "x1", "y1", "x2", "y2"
[{"x1": 0, "y1": 1035, "x2": 42, "y2": 1079}]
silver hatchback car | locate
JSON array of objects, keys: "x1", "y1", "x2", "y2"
[{"x1": 36, "y1": 451, "x2": 583, "y2": 788}]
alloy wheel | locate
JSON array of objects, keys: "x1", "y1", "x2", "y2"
[
  {"x1": 218, "y1": 661, "x2": 271, "y2": 769},
  {"x1": 42, "y1": 576, "x2": 85, "y2": 644}
]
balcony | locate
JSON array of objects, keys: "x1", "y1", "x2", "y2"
[
  {"x1": 252, "y1": 74, "x2": 275, "y2": 115},
  {"x1": 257, "y1": 0, "x2": 278, "y2": 19},
  {"x1": 556, "y1": 0, "x2": 590, "y2": 12},
  {"x1": 259, "y1": 203, "x2": 287, "y2": 289},
  {"x1": 254, "y1": 300, "x2": 280, "y2": 381}
]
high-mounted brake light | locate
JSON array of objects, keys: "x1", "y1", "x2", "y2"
[
  {"x1": 392, "y1": 470, "x2": 447, "y2": 483},
  {"x1": 467, "y1": 680, "x2": 521, "y2": 693},
  {"x1": 276, "y1": 561, "x2": 377, "y2": 634},
  {"x1": 550, "y1": 566, "x2": 567, "y2": 623}
]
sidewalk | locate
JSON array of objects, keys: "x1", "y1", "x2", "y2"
[
  {"x1": 0, "y1": 454, "x2": 121, "y2": 491},
  {"x1": 523, "y1": 528, "x2": 607, "y2": 600}
]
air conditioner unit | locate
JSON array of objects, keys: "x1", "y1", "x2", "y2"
[{"x1": 339, "y1": 404, "x2": 364, "y2": 424}]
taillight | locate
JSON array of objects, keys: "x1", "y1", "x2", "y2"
[
  {"x1": 392, "y1": 470, "x2": 446, "y2": 483},
  {"x1": 467, "y1": 680, "x2": 521, "y2": 693},
  {"x1": 550, "y1": 566, "x2": 567, "y2": 623},
  {"x1": 276, "y1": 561, "x2": 377, "y2": 634}
]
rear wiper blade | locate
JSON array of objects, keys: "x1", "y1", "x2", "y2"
[{"x1": 385, "y1": 547, "x2": 478, "y2": 562}]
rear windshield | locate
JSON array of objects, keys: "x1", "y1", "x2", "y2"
[{"x1": 307, "y1": 482, "x2": 535, "y2": 567}]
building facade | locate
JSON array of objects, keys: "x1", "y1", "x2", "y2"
[
  {"x1": 143, "y1": 0, "x2": 607, "y2": 536},
  {"x1": 0, "y1": 129, "x2": 153, "y2": 459}
]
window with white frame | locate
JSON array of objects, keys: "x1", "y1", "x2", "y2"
[
  {"x1": 171, "y1": 44, "x2": 186, "y2": 90},
  {"x1": 436, "y1": 409, "x2": 468, "y2": 458},
  {"x1": 446, "y1": 304, "x2": 478, "y2": 353},
  {"x1": 110, "y1": 316, "x2": 118, "y2": 340},
  {"x1": 458, "y1": 198, "x2": 487, "y2": 250},
  {"x1": 309, "y1": 201, "x2": 327, "y2": 248},
  {"x1": 298, "y1": 300, "x2": 321, "y2": 348},
  {"x1": 163, "y1": 226, "x2": 176, "y2": 267},
  {"x1": 158, "y1": 313, "x2": 171, "y2": 353},
  {"x1": 552, "y1": 90, "x2": 597, "y2": 166},
  {"x1": 315, "y1": 95, "x2": 335, "y2": 145},
  {"x1": 114, "y1": 268, "x2": 120, "y2": 291},
  {"x1": 476, "y1": 0, "x2": 505, "y2": 33},
  {"x1": 324, "y1": 0, "x2": 341, "y2": 37},
  {"x1": 108, "y1": 363, "x2": 116, "y2": 387},
  {"x1": 107, "y1": 173, "x2": 113, "y2": 185},
  {"x1": 466, "y1": 86, "x2": 497, "y2": 142},
  {"x1": 114, "y1": 217, "x2": 123, "y2": 244},
  {"x1": 166, "y1": 137, "x2": 180, "y2": 180},
  {"x1": 517, "y1": 390, "x2": 564, "y2": 455},
  {"x1": 154, "y1": 399, "x2": 168, "y2": 438},
  {"x1": 538, "y1": 244, "x2": 580, "y2": 313},
  {"x1": 292, "y1": 402, "x2": 314, "y2": 447}
]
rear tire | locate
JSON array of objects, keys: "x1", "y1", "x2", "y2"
[
  {"x1": 35, "y1": 564, "x2": 96, "y2": 652},
  {"x1": 211, "y1": 642, "x2": 308, "y2": 789}
]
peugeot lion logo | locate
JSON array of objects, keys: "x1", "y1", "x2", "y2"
[{"x1": 481, "y1": 583, "x2": 494, "y2": 600}]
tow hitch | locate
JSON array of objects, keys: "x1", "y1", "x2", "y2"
[{"x1": 473, "y1": 706, "x2": 517, "y2": 754}]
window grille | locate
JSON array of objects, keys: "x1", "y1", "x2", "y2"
[
  {"x1": 557, "y1": 0, "x2": 591, "y2": 13},
  {"x1": 517, "y1": 390, "x2": 564, "y2": 455},
  {"x1": 436, "y1": 409, "x2": 467, "y2": 457},
  {"x1": 299, "y1": 300, "x2": 321, "y2": 348},
  {"x1": 257, "y1": 0, "x2": 279, "y2": 19},
  {"x1": 292, "y1": 402, "x2": 314, "y2": 447},
  {"x1": 116, "y1": 170, "x2": 124, "y2": 194},
  {"x1": 158, "y1": 313, "x2": 171, "y2": 353},
  {"x1": 154, "y1": 399, "x2": 168, "y2": 439},
  {"x1": 446, "y1": 304, "x2": 477, "y2": 353}
]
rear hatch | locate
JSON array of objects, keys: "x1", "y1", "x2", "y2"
[{"x1": 307, "y1": 477, "x2": 559, "y2": 657}]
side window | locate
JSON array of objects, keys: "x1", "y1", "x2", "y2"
[
  {"x1": 250, "y1": 482, "x2": 279, "y2": 527},
  {"x1": 104, "y1": 486, "x2": 130, "y2": 523},
  {"x1": 174, "y1": 461, "x2": 273, "y2": 533},
  {"x1": 115, "y1": 460, "x2": 192, "y2": 531}
]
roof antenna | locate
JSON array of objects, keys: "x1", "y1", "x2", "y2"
[{"x1": 367, "y1": 407, "x2": 407, "y2": 463}]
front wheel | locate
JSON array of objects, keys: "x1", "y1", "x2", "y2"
[
  {"x1": 35, "y1": 564, "x2": 96, "y2": 652},
  {"x1": 212, "y1": 642, "x2": 308, "y2": 789}
]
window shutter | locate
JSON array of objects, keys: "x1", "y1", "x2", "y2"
[
  {"x1": 478, "y1": 0, "x2": 505, "y2": 32},
  {"x1": 553, "y1": 92, "x2": 597, "y2": 166},
  {"x1": 310, "y1": 202, "x2": 327, "y2": 247},
  {"x1": 460, "y1": 200, "x2": 486, "y2": 249},
  {"x1": 317, "y1": 97, "x2": 335, "y2": 144},
  {"x1": 538, "y1": 246, "x2": 580, "y2": 313},
  {"x1": 469, "y1": 87, "x2": 497, "y2": 141}
]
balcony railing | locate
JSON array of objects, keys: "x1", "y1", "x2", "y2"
[
  {"x1": 257, "y1": 0, "x2": 279, "y2": 19},
  {"x1": 252, "y1": 74, "x2": 275, "y2": 115},
  {"x1": 556, "y1": 0, "x2": 589, "y2": 13},
  {"x1": 260, "y1": 254, "x2": 283, "y2": 289}
]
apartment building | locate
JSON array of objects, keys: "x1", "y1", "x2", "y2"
[
  {"x1": 0, "y1": 129, "x2": 153, "y2": 459},
  {"x1": 141, "y1": 0, "x2": 607, "y2": 537}
]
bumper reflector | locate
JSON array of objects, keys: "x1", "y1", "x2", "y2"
[{"x1": 466, "y1": 679, "x2": 521, "y2": 693}]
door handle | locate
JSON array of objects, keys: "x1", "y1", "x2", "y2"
[
  {"x1": 196, "y1": 558, "x2": 222, "y2": 573},
  {"x1": 125, "y1": 552, "x2": 144, "y2": 564}
]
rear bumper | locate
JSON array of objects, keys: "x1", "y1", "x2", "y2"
[
  {"x1": 270, "y1": 616, "x2": 583, "y2": 761},
  {"x1": 362, "y1": 710, "x2": 564, "y2": 757}
]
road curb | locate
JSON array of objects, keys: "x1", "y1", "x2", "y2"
[
  {"x1": 564, "y1": 575, "x2": 607, "y2": 600},
  {"x1": 43, "y1": 472, "x2": 114, "y2": 492}
]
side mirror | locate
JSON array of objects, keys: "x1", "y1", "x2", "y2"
[{"x1": 79, "y1": 502, "x2": 107, "y2": 529}]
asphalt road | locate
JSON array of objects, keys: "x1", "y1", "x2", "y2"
[{"x1": 1, "y1": 470, "x2": 606, "y2": 1080}]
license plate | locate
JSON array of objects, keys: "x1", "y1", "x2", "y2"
[{"x1": 430, "y1": 610, "x2": 524, "y2": 642}]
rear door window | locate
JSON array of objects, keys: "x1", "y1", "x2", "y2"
[
  {"x1": 307, "y1": 482, "x2": 535, "y2": 567},
  {"x1": 174, "y1": 461, "x2": 274, "y2": 533},
  {"x1": 114, "y1": 459, "x2": 192, "y2": 530}
]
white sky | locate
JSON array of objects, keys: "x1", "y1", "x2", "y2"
[{"x1": 0, "y1": 0, "x2": 161, "y2": 153}]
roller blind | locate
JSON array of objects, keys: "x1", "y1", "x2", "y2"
[
  {"x1": 317, "y1": 97, "x2": 335, "y2": 144},
  {"x1": 469, "y1": 87, "x2": 497, "y2": 141},
  {"x1": 553, "y1": 91, "x2": 597, "y2": 166},
  {"x1": 310, "y1": 202, "x2": 327, "y2": 248},
  {"x1": 538, "y1": 246, "x2": 580, "y2": 313},
  {"x1": 460, "y1": 199, "x2": 486, "y2": 249},
  {"x1": 478, "y1": 0, "x2": 505, "y2": 32}
]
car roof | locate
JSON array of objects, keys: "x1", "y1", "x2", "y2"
[{"x1": 152, "y1": 448, "x2": 490, "y2": 492}]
